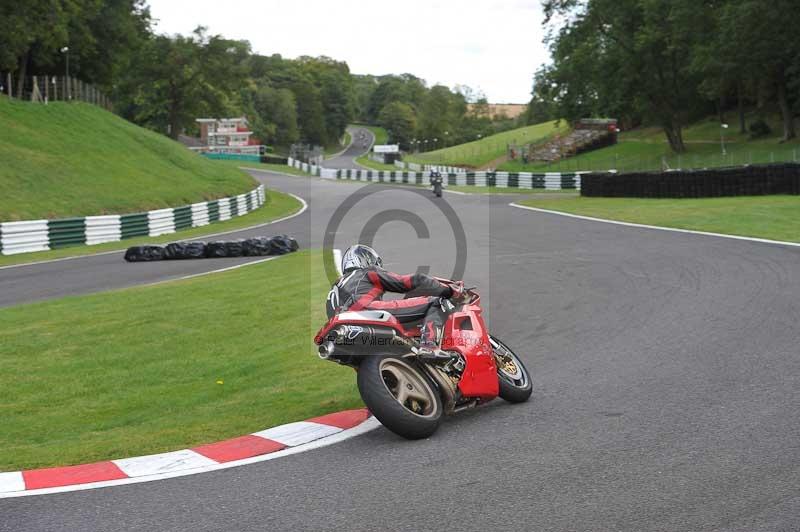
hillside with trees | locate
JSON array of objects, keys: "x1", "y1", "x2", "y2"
[{"x1": 0, "y1": 1, "x2": 520, "y2": 154}]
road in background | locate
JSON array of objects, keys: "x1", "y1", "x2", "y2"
[{"x1": 322, "y1": 126, "x2": 374, "y2": 170}]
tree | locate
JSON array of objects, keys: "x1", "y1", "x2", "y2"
[
  {"x1": 715, "y1": 0, "x2": 799, "y2": 140},
  {"x1": 244, "y1": 84, "x2": 299, "y2": 148},
  {"x1": 418, "y1": 85, "x2": 466, "y2": 147},
  {"x1": 0, "y1": 0, "x2": 75, "y2": 96},
  {"x1": 367, "y1": 74, "x2": 427, "y2": 123},
  {"x1": 543, "y1": 0, "x2": 712, "y2": 152},
  {"x1": 378, "y1": 101, "x2": 416, "y2": 149},
  {"x1": 117, "y1": 28, "x2": 250, "y2": 139},
  {"x1": 0, "y1": 0, "x2": 150, "y2": 94},
  {"x1": 299, "y1": 56, "x2": 355, "y2": 144},
  {"x1": 524, "y1": 67, "x2": 558, "y2": 124},
  {"x1": 71, "y1": 0, "x2": 151, "y2": 90},
  {"x1": 290, "y1": 80, "x2": 326, "y2": 145}
]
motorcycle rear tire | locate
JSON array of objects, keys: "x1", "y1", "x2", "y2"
[{"x1": 357, "y1": 355, "x2": 443, "y2": 439}]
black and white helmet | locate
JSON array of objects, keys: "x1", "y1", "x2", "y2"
[{"x1": 341, "y1": 244, "x2": 383, "y2": 273}]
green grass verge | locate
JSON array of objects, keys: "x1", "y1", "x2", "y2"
[
  {"x1": 355, "y1": 156, "x2": 398, "y2": 171},
  {"x1": 0, "y1": 249, "x2": 361, "y2": 471},
  {"x1": 355, "y1": 124, "x2": 388, "y2": 146},
  {"x1": 214, "y1": 160, "x2": 309, "y2": 177},
  {"x1": 448, "y1": 186, "x2": 578, "y2": 195},
  {"x1": 323, "y1": 134, "x2": 351, "y2": 158},
  {"x1": 349, "y1": 124, "x2": 392, "y2": 169},
  {"x1": 0, "y1": 96, "x2": 255, "y2": 221},
  {"x1": 518, "y1": 195, "x2": 800, "y2": 242},
  {"x1": 405, "y1": 120, "x2": 568, "y2": 168},
  {"x1": 327, "y1": 131, "x2": 352, "y2": 158},
  {"x1": 0, "y1": 189, "x2": 301, "y2": 267}
]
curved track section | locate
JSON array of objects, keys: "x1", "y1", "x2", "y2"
[
  {"x1": 2, "y1": 171, "x2": 800, "y2": 531},
  {"x1": 322, "y1": 126, "x2": 374, "y2": 169}
]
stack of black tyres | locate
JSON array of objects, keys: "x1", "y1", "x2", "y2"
[
  {"x1": 164, "y1": 241, "x2": 207, "y2": 260},
  {"x1": 124, "y1": 246, "x2": 165, "y2": 262},
  {"x1": 581, "y1": 162, "x2": 800, "y2": 198},
  {"x1": 125, "y1": 235, "x2": 299, "y2": 262}
]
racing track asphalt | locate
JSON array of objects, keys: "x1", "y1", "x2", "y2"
[
  {"x1": 3, "y1": 134, "x2": 800, "y2": 531},
  {"x1": 321, "y1": 125, "x2": 375, "y2": 170}
]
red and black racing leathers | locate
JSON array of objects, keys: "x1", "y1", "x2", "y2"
[{"x1": 326, "y1": 268, "x2": 453, "y2": 346}]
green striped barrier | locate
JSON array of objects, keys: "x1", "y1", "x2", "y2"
[
  {"x1": 287, "y1": 158, "x2": 582, "y2": 191},
  {"x1": 0, "y1": 184, "x2": 266, "y2": 256}
]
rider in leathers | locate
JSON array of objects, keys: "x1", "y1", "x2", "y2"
[{"x1": 327, "y1": 245, "x2": 460, "y2": 358}]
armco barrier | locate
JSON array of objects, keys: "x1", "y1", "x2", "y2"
[
  {"x1": 581, "y1": 163, "x2": 800, "y2": 198},
  {"x1": 287, "y1": 157, "x2": 581, "y2": 191},
  {"x1": 0, "y1": 184, "x2": 266, "y2": 256}
]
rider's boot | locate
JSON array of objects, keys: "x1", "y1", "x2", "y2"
[{"x1": 416, "y1": 344, "x2": 453, "y2": 364}]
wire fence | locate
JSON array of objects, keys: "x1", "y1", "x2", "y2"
[
  {"x1": 517, "y1": 146, "x2": 800, "y2": 174},
  {"x1": 0, "y1": 72, "x2": 112, "y2": 111},
  {"x1": 409, "y1": 141, "x2": 800, "y2": 173}
]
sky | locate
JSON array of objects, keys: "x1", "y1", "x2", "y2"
[{"x1": 145, "y1": 0, "x2": 551, "y2": 103}]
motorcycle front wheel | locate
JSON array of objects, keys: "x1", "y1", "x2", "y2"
[
  {"x1": 357, "y1": 355, "x2": 443, "y2": 439},
  {"x1": 490, "y1": 336, "x2": 533, "y2": 403}
]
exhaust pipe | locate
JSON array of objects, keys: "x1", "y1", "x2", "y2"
[
  {"x1": 318, "y1": 340, "x2": 335, "y2": 359},
  {"x1": 319, "y1": 325, "x2": 415, "y2": 360}
]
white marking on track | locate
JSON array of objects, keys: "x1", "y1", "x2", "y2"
[
  {"x1": 509, "y1": 202, "x2": 800, "y2": 248},
  {"x1": 144, "y1": 256, "x2": 280, "y2": 286}
]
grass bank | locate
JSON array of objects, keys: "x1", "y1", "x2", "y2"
[
  {"x1": 354, "y1": 124, "x2": 389, "y2": 168},
  {"x1": 0, "y1": 96, "x2": 255, "y2": 221},
  {"x1": 450, "y1": 186, "x2": 578, "y2": 195},
  {"x1": 0, "y1": 189, "x2": 302, "y2": 267},
  {"x1": 355, "y1": 157, "x2": 398, "y2": 171},
  {"x1": 0, "y1": 250, "x2": 361, "y2": 471},
  {"x1": 216, "y1": 160, "x2": 309, "y2": 177},
  {"x1": 501, "y1": 115, "x2": 800, "y2": 173},
  {"x1": 355, "y1": 124, "x2": 388, "y2": 146},
  {"x1": 325, "y1": 131, "x2": 352, "y2": 159},
  {"x1": 518, "y1": 195, "x2": 800, "y2": 243},
  {"x1": 405, "y1": 120, "x2": 567, "y2": 168}
]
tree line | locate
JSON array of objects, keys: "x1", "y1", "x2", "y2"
[
  {"x1": 353, "y1": 74, "x2": 524, "y2": 150},
  {"x1": 0, "y1": 1, "x2": 518, "y2": 152},
  {"x1": 531, "y1": 0, "x2": 800, "y2": 152}
]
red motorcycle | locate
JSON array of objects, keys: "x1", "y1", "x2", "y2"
[{"x1": 314, "y1": 279, "x2": 532, "y2": 439}]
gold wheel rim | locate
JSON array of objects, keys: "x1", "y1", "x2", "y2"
[{"x1": 379, "y1": 358, "x2": 438, "y2": 418}]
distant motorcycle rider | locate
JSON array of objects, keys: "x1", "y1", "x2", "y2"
[{"x1": 327, "y1": 244, "x2": 461, "y2": 359}]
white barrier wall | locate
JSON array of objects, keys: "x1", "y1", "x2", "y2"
[
  {"x1": 85, "y1": 215, "x2": 122, "y2": 245},
  {"x1": 0, "y1": 185, "x2": 267, "y2": 256}
]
